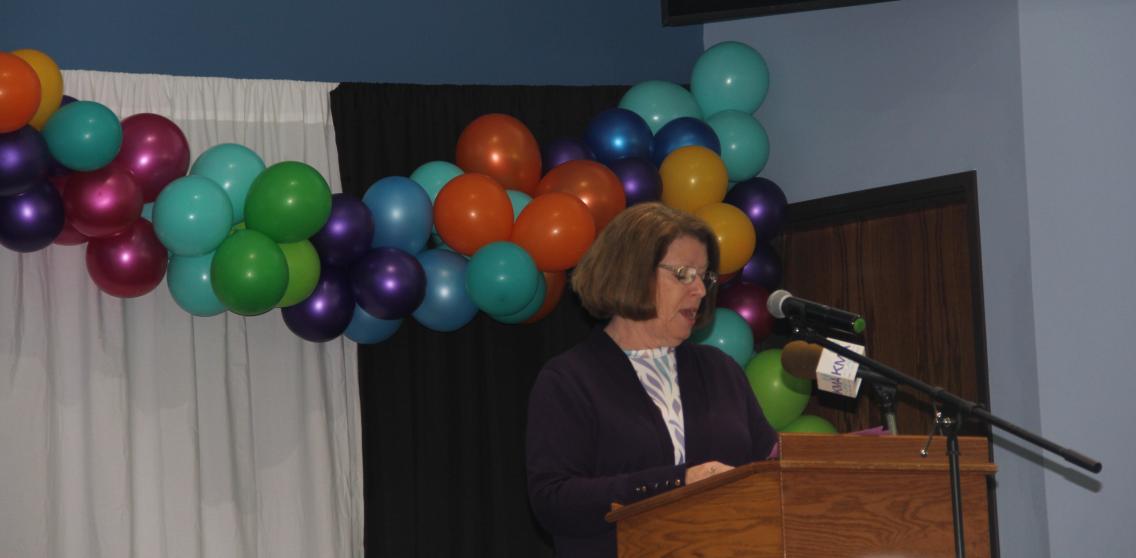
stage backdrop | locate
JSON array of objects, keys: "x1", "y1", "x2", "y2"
[{"x1": 330, "y1": 83, "x2": 627, "y2": 557}]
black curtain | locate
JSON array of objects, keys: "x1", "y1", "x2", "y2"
[{"x1": 330, "y1": 83, "x2": 627, "y2": 557}]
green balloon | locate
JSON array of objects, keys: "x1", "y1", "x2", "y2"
[
  {"x1": 780, "y1": 414, "x2": 838, "y2": 434},
  {"x1": 277, "y1": 240, "x2": 321, "y2": 308},
  {"x1": 706, "y1": 110, "x2": 770, "y2": 182},
  {"x1": 244, "y1": 161, "x2": 332, "y2": 243},
  {"x1": 744, "y1": 349, "x2": 812, "y2": 430},
  {"x1": 210, "y1": 230, "x2": 288, "y2": 316},
  {"x1": 618, "y1": 80, "x2": 703, "y2": 135}
]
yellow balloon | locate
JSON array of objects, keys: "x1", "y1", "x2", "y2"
[
  {"x1": 694, "y1": 202, "x2": 756, "y2": 274},
  {"x1": 659, "y1": 145, "x2": 728, "y2": 214},
  {"x1": 12, "y1": 49, "x2": 63, "y2": 130}
]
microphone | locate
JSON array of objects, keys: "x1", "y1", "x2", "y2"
[
  {"x1": 766, "y1": 290, "x2": 866, "y2": 334},
  {"x1": 781, "y1": 340, "x2": 898, "y2": 434}
]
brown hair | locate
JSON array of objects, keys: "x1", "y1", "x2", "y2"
[{"x1": 571, "y1": 202, "x2": 719, "y2": 328}]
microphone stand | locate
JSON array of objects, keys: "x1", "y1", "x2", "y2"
[{"x1": 789, "y1": 321, "x2": 1102, "y2": 558}]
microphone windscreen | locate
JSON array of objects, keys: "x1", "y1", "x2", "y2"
[{"x1": 781, "y1": 340, "x2": 824, "y2": 380}]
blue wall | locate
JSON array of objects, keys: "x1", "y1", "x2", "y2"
[{"x1": 2, "y1": 0, "x2": 702, "y2": 84}]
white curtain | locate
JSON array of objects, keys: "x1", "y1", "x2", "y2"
[{"x1": 0, "y1": 71, "x2": 362, "y2": 558}]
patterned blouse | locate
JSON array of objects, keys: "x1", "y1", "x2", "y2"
[{"x1": 625, "y1": 347, "x2": 685, "y2": 465}]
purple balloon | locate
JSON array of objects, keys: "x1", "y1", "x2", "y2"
[
  {"x1": 0, "y1": 181, "x2": 65, "y2": 252},
  {"x1": 61, "y1": 95, "x2": 78, "y2": 106},
  {"x1": 717, "y1": 282, "x2": 775, "y2": 344},
  {"x1": 351, "y1": 247, "x2": 426, "y2": 319},
  {"x1": 282, "y1": 267, "x2": 356, "y2": 342},
  {"x1": 607, "y1": 157, "x2": 662, "y2": 206},
  {"x1": 740, "y1": 243, "x2": 782, "y2": 291},
  {"x1": 724, "y1": 177, "x2": 787, "y2": 241},
  {"x1": 115, "y1": 113, "x2": 190, "y2": 202},
  {"x1": 0, "y1": 127, "x2": 50, "y2": 196},
  {"x1": 541, "y1": 137, "x2": 594, "y2": 174},
  {"x1": 310, "y1": 193, "x2": 375, "y2": 266}
]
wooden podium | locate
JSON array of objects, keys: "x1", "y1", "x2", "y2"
[{"x1": 606, "y1": 433, "x2": 998, "y2": 557}]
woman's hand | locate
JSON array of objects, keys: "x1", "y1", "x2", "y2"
[{"x1": 685, "y1": 460, "x2": 734, "y2": 484}]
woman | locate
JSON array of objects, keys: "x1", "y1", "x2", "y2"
[{"x1": 526, "y1": 202, "x2": 778, "y2": 557}]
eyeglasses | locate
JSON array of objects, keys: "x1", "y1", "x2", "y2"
[{"x1": 657, "y1": 264, "x2": 718, "y2": 288}]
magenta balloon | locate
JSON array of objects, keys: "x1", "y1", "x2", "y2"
[
  {"x1": 115, "y1": 114, "x2": 190, "y2": 202},
  {"x1": 716, "y1": 282, "x2": 775, "y2": 344},
  {"x1": 85, "y1": 219, "x2": 169, "y2": 298},
  {"x1": 63, "y1": 164, "x2": 143, "y2": 238},
  {"x1": 48, "y1": 175, "x2": 88, "y2": 246}
]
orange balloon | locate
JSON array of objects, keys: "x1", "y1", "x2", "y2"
[
  {"x1": 433, "y1": 173, "x2": 514, "y2": 256},
  {"x1": 12, "y1": 49, "x2": 62, "y2": 130},
  {"x1": 455, "y1": 113, "x2": 542, "y2": 195},
  {"x1": 511, "y1": 192, "x2": 596, "y2": 272},
  {"x1": 524, "y1": 271, "x2": 567, "y2": 324},
  {"x1": 694, "y1": 202, "x2": 756, "y2": 275},
  {"x1": 0, "y1": 52, "x2": 42, "y2": 133},
  {"x1": 535, "y1": 160, "x2": 627, "y2": 231},
  {"x1": 659, "y1": 145, "x2": 728, "y2": 214}
]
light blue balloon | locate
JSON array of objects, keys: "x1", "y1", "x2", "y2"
[
  {"x1": 491, "y1": 272, "x2": 546, "y2": 324},
  {"x1": 691, "y1": 308, "x2": 755, "y2": 367},
  {"x1": 363, "y1": 176, "x2": 433, "y2": 254},
  {"x1": 153, "y1": 175, "x2": 234, "y2": 256},
  {"x1": 706, "y1": 110, "x2": 770, "y2": 182},
  {"x1": 618, "y1": 80, "x2": 702, "y2": 135},
  {"x1": 466, "y1": 241, "x2": 539, "y2": 316},
  {"x1": 505, "y1": 189, "x2": 532, "y2": 222},
  {"x1": 691, "y1": 41, "x2": 770, "y2": 117},
  {"x1": 190, "y1": 143, "x2": 266, "y2": 223},
  {"x1": 41, "y1": 101, "x2": 122, "y2": 171},
  {"x1": 413, "y1": 249, "x2": 479, "y2": 332},
  {"x1": 409, "y1": 161, "x2": 463, "y2": 203},
  {"x1": 141, "y1": 202, "x2": 154, "y2": 222},
  {"x1": 167, "y1": 253, "x2": 226, "y2": 316},
  {"x1": 345, "y1": 305, "x2": 402, "y2": 344}
]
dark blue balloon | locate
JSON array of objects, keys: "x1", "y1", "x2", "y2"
[
  {"x1": 724, "y1": 177, "x2": 787, "y2": 241},
  {"x1": 583, "y1": 108, "x2": 653, "y2": 165},
  {"x1": 413, "y1": 248, "x2": 479, "y2": 332},
  {"x1": 344, "y1": 305, "x2": 402, "y2": 344},
  {"x1": 310, "y1": 193, "x2": 375, "y2": 267},
  {"x1": 0, "y1": 127, "x2": 50, "y2": 196},
  {"x1": 0, "y1": 181, "x2": 65, "y2": 252},
  {"x1": 282, "y1": 267, "x2": 356, "y2": 343},
  {"x1": 350, "y1": 247, "x2": 426, "y2": 320},
  {"x1": 651, "y1": 117, "x2": 721, "y2": 167},
  {"x1": 61, "y1": 95, "x2": 78, "y2": 106},
  {"x1": 606, "y1": 158, "x2": 662, "y2": 206},
  {"x1": 541, "y1": 137, "x2": 593, "y2": 174},
  {"x1": 740, "y1": 244, "x2": 782, "y2": 291}
]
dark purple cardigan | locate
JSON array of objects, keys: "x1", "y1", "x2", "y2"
[{"x1": 526, "y1": 327, "x2": 778, "y2": 557}]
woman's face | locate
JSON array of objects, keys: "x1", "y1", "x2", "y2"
[{"x1": 642, "y1": 235, "x2": 710, "y2": 347}]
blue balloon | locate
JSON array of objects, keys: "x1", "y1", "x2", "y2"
[
  {"x1": 41, "y1": 101, "x2": 123, "y2": 172},
  {"x1": 583, "y1": 108, "x2": 653, "y2": 165},
  {"x1": 363, "y1": 176, "x2": 433, "y2": 254},
  {"x1": 691, "y1": 308, "x2": 755, "y2": 367},
  {"x1": 505, "y1": 189, "x2": 532, "y2": 222},
  {"x1": 465, "y1": 241, "x2": 539, "y2": 316},
  {"x1": 345, "y1": 305, "x2": 402, "y2": 344},
  {"x1": 167, "y1": 253, "x2": 226, "y2": 316},
  {"x1": 190, "y1": 143, "x2": 266, "y2": 223},
  {"x1": 651, "y1": 117, "x2": 721, "y2": 167},
  {"x1": 152, "y1": 175, "x2": 234, "y2": 256},
  {"x1": 413, "y1": 249, "x2": 479, "y2": 332},
  {"x1": 491, "y1": 272, "x2": 546, "y2": 324}
]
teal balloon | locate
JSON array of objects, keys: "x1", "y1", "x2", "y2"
[
  {"x1": 413, "y1": 249, "x2": 478, "y2": 332},
  {"x1": 466, "y1": 241, "x2": 539, "y2": 316},
  {"x1": 691, "y1": 308, "x2": 754, "y2": 367},
  {"x1": 409, "y1": 161, "x2": 462, "y2": 203},
  {"x1": 706, "y1": 110, "x2": 770, "y2": 182},
  {"x1": 492, "y1": 271, "x2": 545, "y2": 324},
  {"x1": 362, "y1": 176, "x2": 433, "y2": 254},
  {"x1": 618, "y1": 81, "x2": 702, "y2": 135},
  {"x1": 153, "y1": 175, "x2": 234, "y2": 256},
  {"x1": 345, "y1": 305, "x2": 402, "y2": 344},
  {"x1": 691, "y1": 41, "x2": 770, "y2": 117},
  {"x1": 141, "y1": 202, "x2": 153, "y2": 222},
  {"x1": 505, "y1": 189, "x2": 532, "y2": 222},
  {"x1": 744, "y1": 349, "x2": 811, "y2": 430},
  {"x1": 780, "y1": 414, "x2": 838, "y2": 434},
  {"x1": 190, "y1": 143, "x2": 266, "y2": 222},
  {"x1": 167, "y1": 253, "x2": 226, "y2": 316},
  {"x1": 42, "y1": 101, "x2": 122, "y2": 171}
]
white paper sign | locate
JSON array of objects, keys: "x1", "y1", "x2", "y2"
[{"x1": 815, "y1": 338, "x2": 866, "y2": 397}]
